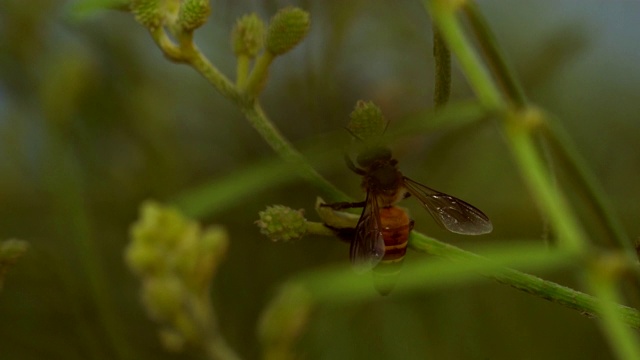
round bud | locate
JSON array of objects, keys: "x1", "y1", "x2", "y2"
[
  {"x1": 347, "y1": 100, "x2": 387, "y2": 141},
  {"x1": 178, "y1": 0, "x2": 211, "y2": 32},
  {"x1": 265, "y1": 7, "x2": 310, "y2": 56},
  {"x1": 256, "y1": 205, "x2": 307, "y2": 242},
  {"x1": 232, "y1": 13, "x2": 265, "y2": 58},
  {"x1": 130, "y1": 0, "x2": 165, "y2": 29}
]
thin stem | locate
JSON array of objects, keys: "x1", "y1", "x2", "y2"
[
  {"x1": 432, "y1": 25, "x2": 451, "y2": 107},
  {"x1": 238, "y1": 103, "x2": 349, "y2": 201},
  {"x1": 242, "y1": 52, "x2": 275, "y2": 96},
  {"x1": 236, "y1": 55, "x2": 251, "y2": 87},
  {"x1": 425, "y1": 0, "x2": 503, "y2": 110},
  {"x1": 410, "y1": 232, "x2": 640, "y2": 327},
  {"x1": 504, "y1": 110, "x2": 587, "y2": 252},
  {"x1": 461, "y1": 1, "x2": 527, "y2": 107}
]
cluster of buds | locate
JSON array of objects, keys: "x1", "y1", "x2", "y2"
[
  {"x1": 232, "y1": 7, "x2": 310, "y2": 60},
  {"x1": 232, "y1": 7, "x2": 311, "y2": 95},
  {"x1": 130, "y1": 0, "x2": 211, "y2": 33},
  {"x1": 125, "y1": 201, "x2": 228, "y2": 351},
  {"x1": 256, "y1": 205, "x2": 308, "y2": 243}
]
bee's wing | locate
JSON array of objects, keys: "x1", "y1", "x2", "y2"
[
  {"x1": 403, "y1": 177, "x2": 493, "y2": 235},
  {"x1": 350, "y1": 192, "x2": 386, "y2": 270}
]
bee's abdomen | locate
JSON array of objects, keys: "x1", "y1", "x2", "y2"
[{"x1": 373, "y1": 206, "x2": 413, "y2": 295}]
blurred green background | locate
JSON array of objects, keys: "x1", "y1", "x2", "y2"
[{"x1": 1, "y1": 0, "x2": 640, "y2": 359}]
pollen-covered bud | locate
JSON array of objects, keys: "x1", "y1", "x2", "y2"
[
  {"x1": 256, "y1": 205, "x2": 307, "y2": 242},
  {"x1": 177, "y1": 0, "x2": 211, "y2": 32},
  {"x1": 130, "y1": 0, "x2": 166, "y2": 29},
  {"x1": 265, "y1": 7, "x2": 310, "y2": 56},
  {"x1": 232, "y1": 13, "x2": 265, "y2": 58},
  {"x1": 347, "y1": 100, "x2": 388, "y2": 141}
]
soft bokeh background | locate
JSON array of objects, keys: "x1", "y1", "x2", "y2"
[{"x1": 1, "y1": 0, "x2": 639, "y2": 359}]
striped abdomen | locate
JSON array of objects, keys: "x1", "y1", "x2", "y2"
[{"x1": 373, "y1": 206, "x2": 414, "y2": 295}]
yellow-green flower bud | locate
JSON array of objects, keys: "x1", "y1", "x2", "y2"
[
  {"x1": 266, "y1": 7, "x2": 310, "y2": 56},
  {"x1": 177, "y1": 0, "x2": 211, "y2": 32},
  {"x1": 124, "y1": 241, "x2": 164, "y2": 276},
  {"x1": 232, "y1": 13, "x2": 265, "y2": 58},
  {"x1": 130, "y1": 0, "x2": 165, "y2": 29},
  {"x1": 347, "y1": 100, "x2": 387, "y2": 141},
  {"x1": 141, "y1": 276, "x2": 185, "y2": 322},
  {"x1": 256, "y1": 205, "x2": 307, "y2": 242},
  {"x1": 131, "y1": 201, "x2": 189, "y2": 249}
]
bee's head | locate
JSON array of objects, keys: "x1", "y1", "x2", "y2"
[{"x1": 356, "y1": 146, "x2": 392, "y2": 168}]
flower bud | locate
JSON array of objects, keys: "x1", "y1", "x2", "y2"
[
  {"x1": 265, "y1": 7, "x2": 310, "y2": 56},
  {"x1": 256, "y1": 205, "x2": 307, "y2": 242},
  {"x1": 232, "y1": 13, "x2": 265, "y2": 58},
  {"x1": 177, "y1": 0, "x2": 211, "y2": 32},
  {"x1": 130, "y1": 0, "x2": 166, "y2": 29},
  {"x1": 347, "y1": 100, "x2": 387, "y2": 141}
]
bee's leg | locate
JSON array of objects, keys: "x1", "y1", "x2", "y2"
[
  {"x1": 344, "y1": 155, "x2": 367, "y2": 175},
  {"x1": 324, "y1": 224, "x2": 355, "y2": 243},
  {"x1": 321, "y1": 201, "x2": 366, "y2": 210}
]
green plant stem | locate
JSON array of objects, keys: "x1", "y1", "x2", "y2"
[
  {"x1": 410, "y1": 233, "x2": 640, "y2": 327},
  {"x1": 236, "y1": 55, "x2": 251, "y2": 87},
  {"x1": 242, "y1": 51, "x2": 275, "y2": 96},
  {"x1": 505, "y1": 110, "x2": 586, "y2": 252},
  {"x1": 432, "y1": 25, "x2": 451, "y2": 107},
  {"x1": 240, "y1": 104, "x2": 348, "y2": 200},
  {"x1": 461, "y1": 1, "x2": 527, "y2": 107}
]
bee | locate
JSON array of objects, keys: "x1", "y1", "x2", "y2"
[{"x1": 323, "y1": 146, "x2": 493, "y2": 294}]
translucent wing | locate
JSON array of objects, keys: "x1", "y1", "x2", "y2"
[
  {"x1": 403, "y1": 177, "x2": 493, "y2": 235},
  {"x1": 350, "y1": 192, "x2": 386, "y2": 270}
]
